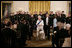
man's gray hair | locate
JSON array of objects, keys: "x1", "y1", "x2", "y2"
[{"x1": 66, "y1": 24, "x2": 71, "y2": 28}]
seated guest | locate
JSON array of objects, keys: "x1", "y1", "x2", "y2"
[
  {"x1": 62, "y1": 24, "x2": 71, "y2": 47},
  {"x1": 1, "y1": 21, "x2": 16, "y2": 48},
  {"x1": 36, "y1": 16, "x2": 45, "y2": 40}
]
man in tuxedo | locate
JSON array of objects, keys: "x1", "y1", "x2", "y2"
[
  {"x1": 1, "y1": 21, "x2": 16, "y2": 48},
  {"x1": 44, "y1": 14, "x2": 50, "y2": 40},
  {"x1": 33, "y1": 11, "x2": 38, "y2": 19},
  {"x1": 1, "y1": 21, "x2": 5, "y2": 30},
  {"x1": 33, "y1": 11, "x2": 38, "y2": 30},
  {"x1": 56, "y1": 12, "x2": 62, "y2": 23},
  {"x1": 49, "y1": 11, "x2": 54, "y2": 17},
  {"x1": 54, "y1": 21, "x2": 66, "y2": 47},
  {"x1": 49, "y1": 11, "x2": 54, "y2": 29},
  {"x1": 66, "y1": 13, "x2": 71, "y2": 24},
  {"x1": 61, "y1": 11, "x2": 66, "y2": 18},
  {"x1": 17, "y1": 19, "x2": 27, "y2": 47},
  {"x1": 61, "y1": 11, "x2": 66, "y2": 24},
  {"x1": 10, "y1": 12, "x2": 15, "y2": 25},
  {"x1": 29, "y1": 15, "x2": 36, "y2": 40},
  {"x1": 39, "y1": 11, "x2": 43, "y2": 20}
]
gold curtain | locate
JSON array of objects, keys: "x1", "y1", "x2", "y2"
[{"x1": 29, "y1": 1, "x2": 50, "y2": 14}]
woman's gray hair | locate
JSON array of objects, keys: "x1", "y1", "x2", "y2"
[{"x1": 38, "y1": 15, "x2": 41, "y2": 18}]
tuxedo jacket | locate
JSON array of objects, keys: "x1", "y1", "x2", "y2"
[{"x1": 1, "y1": 28, "x2": 16, "y2": 48}]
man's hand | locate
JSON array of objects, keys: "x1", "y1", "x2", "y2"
[{"x1": 54, "y1": 31, "x2": 57, "y2": 33}]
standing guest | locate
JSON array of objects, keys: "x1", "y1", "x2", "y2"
[
  {"x1": 53, "y1": 15, "x2": 57, "y2": 31},
  {"x1": 49, "y1": 11, "x2": 54, "y2": 29},
  {"x1": 61, "y1": 11, "x2": 66, "y2": 27},
  {"x1": 56, "y1": 11, "x2": 62, "y2": 22},
  {"x1": 33, "y1": 11, "x2": 38, "y2": 19},
  {"x1": 61, "y1": 11, "x2": 66, "y2": 19},
  {"x1": 10, "y1": 12, "x2": 15, "y2": 25},
  {"x1": 55, "y1": 12, "x2": 58, "y2": 16},
  {"x1": 52, "y1": 15, "x2": 57, "y2": 47},
  {"x1": 36, "y1": 16, "x2": 45, "y2": 40},
  {"x1": 39, "y1": 11, "x2": 43, "y2": 16},
  {"x1": 54, "y1": 21, "x2": 66, "y2": 47},
  {"x1": 17, "y1": 19, "x2": 27, "y2": 47},
  {"x1": 33, "y1": 11, "x2": 38, "y2": 30},
  {"x1": 42, "y1": 11, "x2": 47, "y2": 20},
  {"x1": 62, "y1": 24, "x2": 71, "y2": 47},
  {"x1": 49, "y1": 11, "x2": 54, "y2": 17},
  {"x1": 44, "y1": 14, "x2": 50, "y2": 40},
  {"x1": 1, "y1": 21, "x2": 6, "y2": 30},
  {"x1": 25, "y1": 12, "x2": 30, "y2": 21},
  {"x1": 29, "y1": 15, "x2": 36, "y2": 40},
  {"x1": 1, "y1": 21, "x2": 16, "y2": 48},
  {"x1": 66, "y1": 13, "x2": 71, "y2": 24},
  {"x1": 39, "y1": 11, "x2": 43, "y2": 20}
]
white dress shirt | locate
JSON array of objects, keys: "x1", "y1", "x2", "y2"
[
  {"x1": 46, "y1": 17, "x2": 49, "y2": 25},
  {"x1": 53, "y1": 18, "x2": 57, "y2": 27}
]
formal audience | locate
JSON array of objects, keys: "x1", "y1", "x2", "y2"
[{"x1": 1, "y1": 10, "x2": 71, "y2": 47}]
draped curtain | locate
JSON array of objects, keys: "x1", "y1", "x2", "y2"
[{"x1": 29, "y1": 1, "x2": 50, "y2": 14}]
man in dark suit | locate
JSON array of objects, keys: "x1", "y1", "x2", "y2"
[
  {"x1": 29, "y1": 15, "x2": 35, "y2": 40},
  {"x1": 33, "y1": 11, "x2": 38, "y2": 20},
  {"x1": 66, "y1": 13, "x2": 71, "y2": 24},
  {"x1": 33, "y1": 11, "x2": 38, "y2": 30},
  {"x1": 61, "y1": 11, "x2": 66, "y2": 23},
  {"x1": 1, "y1": 21, "x2": 16, "y2": 48},
  {"x1": 49, "y1": 11, "x2": 54, "y2": 28},
  {"x1": 44, "y1": 14, "x2": 50, "y2": 40},
  {"x1": 17, "y1": 19, "x2": 28, "y2": 47},
  {"x1": 9, "y1": 13, "x2": 15, "y2": 25},
  {"x1": 54, "y1": 21, "x2": 66, "y2": 47},
  {"x1": 49, "y1": 11, "x2": 54, "y2": 17},
  {"x1": 1, "y1": 22, "x2": 5, "y2": 30}
]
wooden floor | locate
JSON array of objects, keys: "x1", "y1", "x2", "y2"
[
  {"x1": 25, "y1": 40, "x2": 52, "y2": 47},
  {"x1": 25, "y1": 30, "x2": 53, "y2": 47}
]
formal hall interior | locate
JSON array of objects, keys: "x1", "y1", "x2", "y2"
[{"x1": 1, "y1": 1, "x2": 71, "y2": 47}]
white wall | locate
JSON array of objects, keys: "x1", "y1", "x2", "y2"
[
  {"x1": 12, "y1": 1, "x2": 29, "y2": 13},
  {"x1": 11, "y1": 1, "x2": 68, "y2": 14},
  {"x1": 50, "y1": 1, "x2": 67, "y2": 14}
]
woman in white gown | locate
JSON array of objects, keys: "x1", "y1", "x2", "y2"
[{"x1": 36, "y1": 16, "x2": 45, "y2": 40}]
